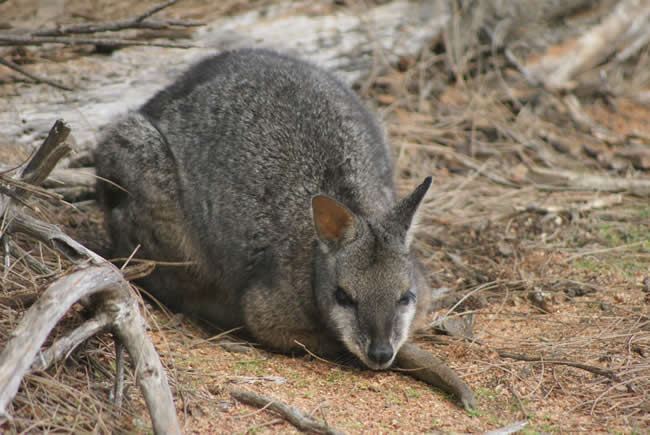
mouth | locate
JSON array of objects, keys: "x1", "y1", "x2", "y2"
[
  {"x1": 339, "y1": 334, "x2": 397, "y2": 370},
  {"x1": 357, "y1": 351, "x2": 396, "y2": 370},
  {"x1": 362, "y1": 358, "x2": 394, "y2": 370}
]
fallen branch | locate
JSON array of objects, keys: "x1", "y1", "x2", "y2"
[
  {"x1": 0, "y1": 1, "x2": 202, "y2": 90},
  {"x1": 528, "y1": 167, "x2": 650, "y2": 196},
  {"x1": 230, "y1": 390, "x2": 344, "y2": 435},
  {"x1": 0, "y1": 120, "x2": 70, "y2": 223},
  {"x1": 515, "y1": 194, "x2": 624, "y2": 216},
  {"x1": 403, "y1": 142, "x2": 517, "y2": 187},
  {"x1": 0, "y1": 56, "x2": 72, "y2": 91},
  {"x1": 516, "y1": 0, "x2": 650, "y2": 90},
  {"x1": 498, "y1": 350, "x2": 627, "y2": 385},
  {"x1": 0, "y1": 34, "x2": 197, "y2": 49}
]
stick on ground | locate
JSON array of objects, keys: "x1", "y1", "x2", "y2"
[{"x1": 231, "y1": 389, "x2": 344, "y2": 435}]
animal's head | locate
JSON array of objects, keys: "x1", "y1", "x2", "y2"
[{"x1": 311, "y1": 177, "x2": 432, "y2": 369}]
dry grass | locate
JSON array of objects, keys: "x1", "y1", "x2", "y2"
[{"x1": 1, "y1": 0, "x2": 649, "y2": 433}]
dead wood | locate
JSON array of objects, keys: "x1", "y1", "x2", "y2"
[
  {"x1": 0, "y1": 266, "x2": 122, "y2": 420},
  {"x1": 41, "y1": 167, "x2": 96, "y2": 189},
  {"x1": 0, "y1": 57, "x2": 72, "y2": 91},
  {"x1": 5, "y1": 238, "x2": 53, "y2": 276},
  {"x1": 515, "y1": 194, "x2": 624, "y2": 216},
  {"x1": 394, "y1": 342, "x2": 476, "y2": 410},
  {"x1": 0, "y1": 120, "x2": 70, "y2": 221},
  {"x1": 0, "y1": 34, "x2": 196, "y2": 49},
  {"x1": 0, "y1": 120, "x2": 180, "y2": 434},
  {"x1": 0, "y1": 262, "x2": 181, "y2": 434},
  {"x1": 497, "y1": 350, "x2": 630, "y2": 388},
  {"x1": 516, "y1": 0, "x2": 650, "y2": 90},
  {"x1": 28, "y1": 311, "x2": 113, "y2": 373},
  {"x1": 4, "y1": 208, "x2": 103, "y2": 264},
  {"x1": 528, "y1": 167, "x2": 650, "y2": 196},
  {"x1": 0, "y1": 0, "x2": 202, "y2": 90},
  {"x1": 230, "y1": 389, "x2": 344, "y2": 435}
]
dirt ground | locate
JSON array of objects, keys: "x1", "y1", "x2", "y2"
[{"x1": 1, "y1": 1, "x2": 649, "y2": 434}]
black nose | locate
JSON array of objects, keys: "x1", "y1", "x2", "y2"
[{"x1": 368, "y1": 342, "x2": 394, "y2": 365}]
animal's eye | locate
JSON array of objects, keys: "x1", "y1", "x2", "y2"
[
  {"x1": 335, "y1": 287, "x2": 355, "y2": 307},
  {"x1": 398, "y1": 290, "x2": 415, "y2": 306}
]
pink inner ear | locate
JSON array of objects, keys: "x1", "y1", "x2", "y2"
[{"x1": 312, "y1": 196, "x2": 352, "y2": 242}]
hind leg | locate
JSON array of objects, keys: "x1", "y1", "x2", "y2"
[{"x1": 95, "y1": 113, "x2": 196, "y2": 310}]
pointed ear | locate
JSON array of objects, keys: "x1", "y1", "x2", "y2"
[
  {"x1": 384, "y1": 176, "x2": 432, "y2": 246},
  {"x1": 312, "y1": 195, "x2": 358, "y2": 249}
]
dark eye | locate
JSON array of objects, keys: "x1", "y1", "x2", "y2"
[
  {"x1": 399, "y1": 290, "x2": 415, "y2": 306},
  {"x1": 335, "y1": 287, "x2": 355, "y2": 307}
]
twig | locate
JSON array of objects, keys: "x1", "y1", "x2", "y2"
[
  {"x1": 498, "y1": 350, "x2": 625, "y2": 383},
  {"x1": 135, "y1": 0, "x2": 181, "y2": 23},
  {"x1": 230, "y1": 390, "x2": 344, "y2": 435},
  {"x1": 32, "y1": 0, "x2": 201, "y2": 37},
  {"x1": 515, "y1": 194, "x2": 624, "y2": 216},
  {"x1": 528, "y1": 166, "x2": 650, "y2": 196},
  {"x1": 403, "y1": 142, "x2": 518, "y2": 187},
  {"x1": 42, "y1": 168, "x2": 97, "y2": 189},
  {"x1": 506, "y1": 382, "x2": 530, "y2": 418},
  {"x1": 568, "y1": 240, "x2": 647, "y2": 261},
  {"x1": 0, "y1": 56, "x2": 72, "y2": 91},
  {"x1": 34, "y1": 19, "x2": 201, "y2": 37},
  {"x1": 1, "y1": 1, "x2": 201, "y2": 91},
  {"x1": 0, "y1": 34, "x2": 198, "y2": 49},
  {"x1": 293, "y1": 340, "x2": 341, "y2": 367},
  {"x1": 7, "y1": 238, "x2": 54, "y2": 276}
]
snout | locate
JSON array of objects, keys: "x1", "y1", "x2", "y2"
[{"x1": 368, "y1": 341, "x2": 394, "y2": 367}]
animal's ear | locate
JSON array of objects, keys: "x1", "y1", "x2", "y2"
[
  {"x1": 383, "y1": 176, "x2": 432, "y2": 246},
  {"x1": 312, "y1": 195, "x2": 359, "y2": 249}
]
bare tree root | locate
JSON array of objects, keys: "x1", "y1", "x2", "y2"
[{"x1": 0, "y1": 120, "x2": 180, "y2": 435}]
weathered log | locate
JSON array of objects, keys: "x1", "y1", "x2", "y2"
[{"x1": 0, "y1": 120, "x2": 180, "y2": 434}]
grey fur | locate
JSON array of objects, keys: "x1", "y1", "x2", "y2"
[{"x1": 95, "y1": 48, "x2": 432, "y2": 370}]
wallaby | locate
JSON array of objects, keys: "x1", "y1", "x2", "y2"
[{"x1": 95, "y1": 48, "x2": 475, "y2": 408}]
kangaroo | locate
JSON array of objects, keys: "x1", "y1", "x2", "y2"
[{"x1": 95, "y1": 48, "x2": 474, "y2": 408}]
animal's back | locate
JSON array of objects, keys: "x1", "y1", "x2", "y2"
[
  {"x1": 142, "y1": 48, "x2": 395, "y2": 275},
  {"x1": 96, "y1": 49, "x2": 431, "y2": 366}
]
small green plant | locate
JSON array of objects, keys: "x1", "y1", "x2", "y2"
[
  {"x1": 466, "y1": 407, "x2": 484, "y2": 418},
  {"x1": 326, "y1": 368, "x2": 346, "y2": 384},
  {"x1": 474, "y1": 387, "x2": 498, "y2": 401},
  {"x1": 406, "y1": 388, "x2": 421, "y2": 399},
  {"x1": 232, "y1": 358, "x2": 265, "y2": 376}
]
